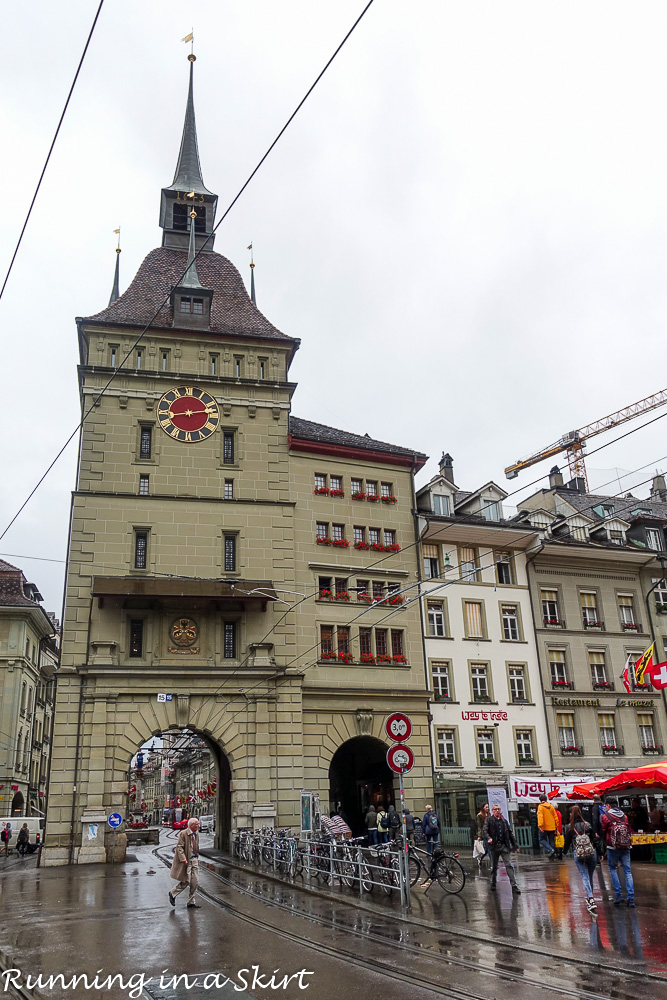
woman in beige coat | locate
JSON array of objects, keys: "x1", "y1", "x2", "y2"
[{"x1": 169, "y1": 817, "x2": 201, "y2": 908}]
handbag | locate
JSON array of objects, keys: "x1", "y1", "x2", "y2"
[
  {"x1": 554, "y1": 833, "x2": 565, "y2": 849},
  {"x1": 473, "y1": 838, "x2": 486, "y2": 859}
]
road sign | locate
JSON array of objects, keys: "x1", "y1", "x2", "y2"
[
  {"x1": 387, "y1": 744, "x2": 414, "y2": 773},
  {"x1": 385, "y1": 712, "x2": 412, "y2": 742},
  {"x1": 108, "y1": 812, "x2": 123, "y2": 829}
]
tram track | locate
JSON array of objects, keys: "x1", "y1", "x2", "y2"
[{"x1": 154, "y1": 846, "x2": 660, "y2": 1000}]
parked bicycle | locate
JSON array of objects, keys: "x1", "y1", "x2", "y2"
[{"x1": 406, "y1": 841, "x2": 466, "y2": 894}]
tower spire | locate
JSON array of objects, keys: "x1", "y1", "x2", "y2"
[
  {"x1": 108, "y1": 228, "x2": 121, "y2": 305},
  {"x1": 170, "y1": 54, "x2": 212, "y2": 196},
  {"x1": 248, "y1": 243, "x2": 256, "y2": 305}
]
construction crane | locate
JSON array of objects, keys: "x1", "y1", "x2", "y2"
[{"x1": 504, "y1": 388, "x2": 667, "y2": 489}]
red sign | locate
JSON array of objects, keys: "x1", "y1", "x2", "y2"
[
  {"x1": 385, "y1": 713, "x2": 412, "y2": 742},
  {"x1": 387, "y1": 744, "x2": 414, "y2": 773}
]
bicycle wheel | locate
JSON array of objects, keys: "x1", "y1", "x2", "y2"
[
  {"x1": 360, "y1": 861, "x2": 373, "y2": 892},
  {"x1": 435, "y1": 855, "x2": 466, "y2": 894},
  {"x1": 336, "y1": 857, "x2": 356, "y2": 889},
  {"x1": 262, "y1": 845, "x2": 274, "y2": 865},
  {"x1": 408, "y1": 855, "x2": 423, "y2": 886},
  {"x1": 290, "y1": 850, "x2": 304, "y2": 878}
]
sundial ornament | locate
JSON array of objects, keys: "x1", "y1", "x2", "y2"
[{"x1": 169, "y1": 617, "x2": 200, "y2": 654}]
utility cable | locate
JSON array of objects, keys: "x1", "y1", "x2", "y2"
[
  {"x1": 0, "y1": 0, "x2": 376, "y2": 543},
  {"x1": 0, "y1": 1, "x2": 106, "y2": 305}
]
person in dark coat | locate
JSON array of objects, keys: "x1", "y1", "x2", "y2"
[
  {"x1": 17, "y1": 824, "x2": 29, "y2": 856},
  {"x1": 365, "y1": 805, "x2": 378, "y2": 846},
  {"x1": 403, "y1": 809, "x2": 415, "y2": 844},
  {"x1": 387, "y1": 804, "x2": 401, "y2": 841},
  {"x1": 483, "y1": 804, "x2": 521, "y2": 894},
  {"x1": 422, "y1": 805, "x2": 440, "y2": 855}
]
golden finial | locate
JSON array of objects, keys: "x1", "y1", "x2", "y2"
[
  {"x1": 182, "y1": 30, "x2": 195, "y2": 61},
  {"x1": 113, "y1": 227, "x2": 121, "y2": 254},
  {"x1": 248, "y1": 242, "x2": 254, "y2": 269}
]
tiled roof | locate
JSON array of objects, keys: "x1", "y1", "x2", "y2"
[
  {"x1": 0, "y1": 559, "x2": 20, "y2": 572},
  {"x1": 0, "y1": 563, "x2": 38, "y2": 608},
  {"x1": 555, "y1": 488, "x2": 667, "y2": 522},
  {"x1": 289, "y1": 417, "x2": 427, "y2": 460},
  {"x1": 85, "y1": 248, "x2": 297, "y2": 344}
]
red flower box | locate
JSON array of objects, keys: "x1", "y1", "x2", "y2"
[
  {"x1": 384, "y1": 543, "x2": 401, "y2": 552},
  {"x1": 337, "y1": 651, "x2": 354, "y2": 664},
  {"x1": 366, "y1": 494, "x2": 380, "y2": 503},
  {"x1": 358, "y1": 593, "x2": 372, "y2": 603},
  {"x1": 313, "y1": 487, "x2": 330, "y2": 495},
  {"x1": 386, "y1": 594, "x2": 404, "y2": 606},
  {"x1": 330, "y1": 489, "x2": 345, "y2": 498},
  {"x1": 320, "y1": 650, "x2": 338, "y2": 661},
  {"x1": 354, "y1": 541, "x2": 370, "y2": 550},
  {"x1": 360, "y1": 653, "x2": 376, "y2": 664},
  {"x1": 332, "y1": 538, "x2": 349, "y2": 548},
  {"x1": 381, "y1": 495, "x2": 397, "y2": 505},
  {"x1": 392, "y1": 654, "x2": 407, "y2": 663},
  {"x1": 371, "y1": 542, "x2": 385, "y2": 552},
  {"x1": 333, "y1": 591, "x2": 351, "y2": 601},
  {"x1": 376, "y1": 654, "x2": 393, "y2": 663},
  {"x1": 316, "y1": 536, "x2": 331, "y2": 545},
  {"x1": 351, "y1": 491, "x2": 366, "y2": 501},
  {"x1": 318, "y1": 589, "x2": 332, "y2": 600}
]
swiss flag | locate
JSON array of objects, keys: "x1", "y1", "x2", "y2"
[{"x1": 644, "y1": 660, "x2": 667, "y2": 689}]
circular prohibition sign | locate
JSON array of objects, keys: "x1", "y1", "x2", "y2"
[
  {"x1": 385, "y1": 712, "x2": 412, "y2": 743},
  {"x1": 387, "y1": 743, "x2": 415, "y2": 774}
]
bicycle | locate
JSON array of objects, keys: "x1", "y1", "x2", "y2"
[
  {"x1": 334, "y1": 836, "x2": 372, "y2": 891},
  {"x1": 369, "y1": 841, "x2": 400, "y2": 894},
  {"x1": 406, "y1": 841, "x2": 466, "y2": 894}
]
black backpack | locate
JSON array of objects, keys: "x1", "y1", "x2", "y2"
[{"x1": 389, "y1": 810, "x2": 400, "y2": 828}]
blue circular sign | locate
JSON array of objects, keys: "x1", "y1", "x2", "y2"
[{"x1": 108, "y1": 812, "x2": 123, "y2": 829}]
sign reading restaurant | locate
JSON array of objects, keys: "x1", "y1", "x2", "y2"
[
  {"x1": 508, "y1": 774, "x2": 595, "y2": 803},
  {"x1": 551, "y1": 696, "x2": 654, "y2": 708}
]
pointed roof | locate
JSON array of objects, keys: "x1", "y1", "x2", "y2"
[
  {"x1": 108, "y1": 248, "x2": 121, "y2": 305},
  {"x1": 165, "y1": 57, "x2": 214, "y2": 196}
]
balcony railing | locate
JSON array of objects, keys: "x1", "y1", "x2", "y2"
[
  {"x1": 583, "y1": 620, "x2": 605, "y2": 630},
  {"x1": 560, "y1": 746, "x2": 584, "y2": 756},
  {"x1": 593, "y1": 681, "x2": 614, "y2": 691},
  {"x1": 543, "y1": 617, "x2": 566, "y2": 628},
  {"x1": 601, "y1": 744, "x2": 624, "y2": 756},
  {"x1": 642, "y1": 745, "x2": 663, "y2": 756},
  {"x1": 551, "y1": 680, "x2": 574, "y2": 690},
  {"x1": 621, "y1": 622, "x2": 641, "y2": 632}
]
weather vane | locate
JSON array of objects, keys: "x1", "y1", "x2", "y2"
[{"x1": 182, "y1": 29, "x2": 195, "y2": 61}]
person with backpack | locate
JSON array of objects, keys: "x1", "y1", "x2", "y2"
[
  {"x1": 365, "y1": 804, "x2": 378, "y2": 846},
  {"x1": 376, "y1": 806, "x2": 390, "y2": 844},
  {"x1": 16, "y1": 824, "x2": 30, "y2": 857},
  {"x1": 402, "y1": 809, "x2": 415, "y2": 844},
  {"x1": 0, "y1": 824, "x2": 8, "y2": 857},
  {"x1": 601, "y1": 798, "x2": 635, "y2": 907},
  {"x1": 537, "y1": 794, "x2": 558, "y2": 859},
  {"x1": 563, "y1": 804, "x2": 598, "y2": 913},
  {"x1": 422, "y1": 804, "x2": 440, "y2": 855},
  {"x1": 387, "y1": 804, "x2": 401, "y2": 841}
]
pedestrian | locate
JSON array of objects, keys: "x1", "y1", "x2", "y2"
[
  {"x1": 0, "y1": 824, "x2": 8, "y2": 857},
  {"x1": 403, "y1": 809, "x2": 415, "y2": 844},
  {"x1": 563, "y1": 804, "x2": 598, "y2": 913},
  {"x1": 387, "y1": 804, "x2": 401, "y2": 841},
  {"x1": 537, "y1": 794, "x2": 558, "y2": 859},
  {"x1": 476, "y1": 803, "x2": 491, "y2": 864},
  {"x1": 553, "y1": 805, "x2": 564, "y2": 860},
  {"x1": 365, "y1": 804, "x2": 378, "y2": 846},
  {"x1": 483, "y1": 803, "x2": 521, "y2": 895},
  {"x1": 591, "y1": 795, "x2": 606, "y2": 863},
  {"x1": 376, "y1": 806, "x2": 390, "y2": 844},
  {"x1": 168, "y1": 816, "x2": 201, "y2": 909},
  {"x1": 601, "y1": 798, "x2": 635, "y2": 907},
  {"x1": 17, "y1": 824, "x2": 29, "y2": 857},
  {"x1": 422, "y1": 804, "x2": 440, "y2": 855}
]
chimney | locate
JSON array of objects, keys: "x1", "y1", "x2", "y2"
[
  {"x1": 567, "y1": 477, "x2": 587, "y2": 494},
  {"x1": 439, "y1": 452, "x2": 454, "y2": 484},
  {"x1": 549, "y1": 465, "x2": 564, "y2": 488},
  {"x1": 651, "y1": 473, "x2": 667, "y2": 503}
]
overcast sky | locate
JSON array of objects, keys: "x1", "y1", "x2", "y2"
[{"x1": 3, "y1": 0, "x2": 667, "y2": 611}]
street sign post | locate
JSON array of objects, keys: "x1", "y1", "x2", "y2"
[
  {"x1": 108, "y1": 812, "x2": 123, "y2": 865},
  {"x1": 385, "y1": 712, "x2": 412, "y2": 743},
  {"x1": 387, "y1": 744, "x2": 415, "y2": 774}
]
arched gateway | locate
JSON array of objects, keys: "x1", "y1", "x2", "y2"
[{"x1": 42, "y1": 56, "x2": 432, "y2": 864}]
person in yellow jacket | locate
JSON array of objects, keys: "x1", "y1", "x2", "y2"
[{"x1": 537, "y1": 794, "x2": 557, "y2": 859}]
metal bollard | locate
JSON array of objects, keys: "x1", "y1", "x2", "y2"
[{"x1": 329, "y1": 840, "x2": 335, "y2": 881}]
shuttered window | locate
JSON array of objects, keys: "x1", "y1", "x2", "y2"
[{"x1": 464, "y1": 601, "x2": 484, "y2": 638}]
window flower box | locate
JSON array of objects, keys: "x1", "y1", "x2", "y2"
[
  {"x1": 386, "y1": 594, "x2": 404, "y2": 606},
  {"x1": 474, "y1": 696, "x2": 492, "y2": 703},
  {"x1": 561, "y1": 746, "x2": 583, "y2": 755},
  {"x1": 313, "y1": 487, "x2": 330, "y2": 496},
  {"x1": 351, "y1": 491, "x2": 366, "y2": 501},
  {"x1": 329, "y1": 489, "x2": 345, "y2": 498},
  {"x1": 337, "y1": 651, "x2": 354, "y2": 664},
  {"x1": 316, "y1": 536, "x2": 332, "y2": 545},
  {"x1": 320, "y1": 650, "x2": 338, "y2": 661},
  {"x1": 544, "y1": 617, "x2": 565, "y2": 627},
  {"x1": 358, "y1": 593, "x2": 373, "y2": 603},
  {"x1": 551, "y1": 680, "x2": 574, "y2": 689},
  {"x1": 360, "y1": 653, "x2": 376, "y2": 664},
  {"x1": 392, "y1": 654, "x2": 407, "y2": 664},
  {"x1": 583, "y1": 620, "x2": 605, "y2": 629},
  {"x1": 332, "y1": 538, "x2": 349, "y2": 548},
  {"x1": 593, "y1": 681, "x2": 613, "y2": 690},
  {"x1": 642, "y1": 745, "x2": 663, "y2": 755},
  {"x1": 655, "y1": 602, "x2": 667, "y2": 614},
  {"x1": 601, "y1": 744, "x2": 624, "y2": 755},
  {"x1": 434, "y1": 695, "x2": 451, "y2": 703},
  {"x1": 634, "y1": 682, "x2": 651, "y2": 690},
  {"x1": 384, "y1": 543, "x2": 401, "y2": 552},
  {"x1": 366, "y1": 493, "x2": 380, "y2": 503},
  {"x1": 381, "y1": 495, "x2": 397, "y2": 505},
  {"x1": 440, "y1": 757, "x2": 457, "y2": 766},
  {"x1": 621, "y1": 622, "x2": 640, "y2": 631},
  {"x1": 354, "y1": 541, "x2": 370, "y2": 550},
  {"x1": 333, "y1": 591, "x2": 351, "y2": 602},
  {"x1": 318, "y1": 589, "x2": 332, "y2": 600},
  {"x1": 376, "y1": 654, "x2": 393, "y2": 663},
  {"x1": 370, "y1": 542, "x2": 386, "y2": 552},
  {"x1": 479, "y1": 757, "x2": 498, "y2": 766},
  {"x1": 518, "y1": 758, "x2": 537, "y2": 766}
]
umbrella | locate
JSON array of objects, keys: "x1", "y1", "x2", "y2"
[{"x1": 568, "y1": 760, "x2": 667, "y2": 798}]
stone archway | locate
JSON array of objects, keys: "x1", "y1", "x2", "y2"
[
  {"x1": 328, "y1": 736, "x2": 394, "y2": 836},
  {"x1": 10, "y1": 792, "x2": 24, "y2": 817}
]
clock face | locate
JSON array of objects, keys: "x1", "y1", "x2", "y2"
[{"x1": 157, "y1": 386, "x2": 219, "y2": 442}]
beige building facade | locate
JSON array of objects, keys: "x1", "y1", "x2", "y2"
[{"x1": 43, "y1": 60, "x2": 432, "y2": 865}]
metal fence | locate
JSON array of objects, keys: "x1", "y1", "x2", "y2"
[{"x1": 439, "y1": 825, "x2": 473, "y2": 846}]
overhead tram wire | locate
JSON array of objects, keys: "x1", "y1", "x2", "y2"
[
  {"x1": 0, "y1": 0, "x2": 106, "y2": 305},
  {"x1": 187, "y1": 464, "x2": 667, "y2": 733},
  {"x1": 0, "y1": 0, "x2": 377, "y2": 544}
]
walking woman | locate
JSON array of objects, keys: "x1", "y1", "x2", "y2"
[{"x1": 564, "y1": 805, "x2": 598, "y2": 913}]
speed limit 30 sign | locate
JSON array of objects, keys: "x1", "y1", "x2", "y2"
[{"x1": 385, "y1": 712, "x2": 412, "y2": 742}]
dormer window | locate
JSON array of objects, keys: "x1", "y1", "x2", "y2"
[
  {"x1": 481, "y1": 499, "x2": 501, "y2": 521},
  {"x1": 192, "y1": 298, "x2": 203, "y2": 315},
  {"x1": 180, "y1": 297, "x2": 191, "y2": 313},
  {"x1": 433, "y1": 495, "x2": 450, "y2": 516}
]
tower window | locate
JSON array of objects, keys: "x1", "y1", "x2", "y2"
[
  {"x1": 109, "y1": 346, "x2": 118, "y2": 368},
  {"x1": 224, "y1": 534, "x2": 237, "y2": 573},
  {"x1": 192, "y1": 298, "x2": 203, "y2": 315},
  {"x1": 136, "y1": 349, "x2": 143, "y2": 369},
  {"x1": 210, "y1": 354, "x2": 219, "y2": 375},
  {"x1": 134, "y1": 531, "x2": 148, "y2": 570},
  {"x1": 224, "y1": 480, "x2": 233, "y2": 500},
  {"x1": 173, "y1": 202, "x2": 188, "y2": 231},
  {"x1": 139, "y1": 475, "x2": 149, "y2": 496},
  {"x1": 223, "y1": 432, "x2": 235, "y2": 465},
  {"x1": 139, "y1": 426, "x2": 152, "y2": 459},
  {"x1": 259, "y1": 359, "x2": 266, "y2": 379},
  {"x1": 224, "y1": 621, "x2": 236, "y2": 659},
  {"x1": 161, "y1": 351, "x2": 169, "y2": 371},
  {"x1": 129, "y1": 620, "x2": 144, "y2": 658},
  {"x1": 234, "y1": 357, "x2": 243, "y2": 378},
  {"x1": 180, "y1": 297, "x2": 192, "y2": 313}
]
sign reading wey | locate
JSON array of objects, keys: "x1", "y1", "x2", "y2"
[{"x1": 169, "y1": 617, "x2": 200, "y2": 655}]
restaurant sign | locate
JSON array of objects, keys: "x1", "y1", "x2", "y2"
[{"x1": 508, "y1": 774, "x2": 595, "y2": 803}]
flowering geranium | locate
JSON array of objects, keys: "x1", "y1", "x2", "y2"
[
  {"x1": 332, "y1": 538, "x2": 349, "y2": 548},
  {"x1": 386, "y1": 594, "x2": 404, "y2": 606},
  {"x1": 337, "y1": 651, "x2": 354, "y2": 664},
  {"x1": 366, "y1": 493, "x2": 380, "y2": 503},
  {"x1": 329, "y1": 489, "x2": 345, "y2": 498},
  {"x1": 313, "y1": 487, "x2": 330, "y2": 495},
  {"x1": 371, "y1": 542, "x2": 385, "y2": 552},
  {"x1": 384, "y1": 543, "x2": 401, "y2": 552},
  {"x1": 376, "y1": 653, "x2": 393, "y2": 663},
  {"x1": 351, "y1": 491, "x2": 366, "y2": 500},
  {"x1": 544, "y1": 617, "x2": 563, "y2": 625},
  {"x1": 354, "y1": 541, "x2": 370, "y2": 550},
  {"x1": 333, "y1": 591, "x2": 351, "y2": 601},
  {"x1": 358, "y1": 592, "x2": 372, "y2": 603},
  {"x1": 381, "y1": 495, "x2": 397, "y2": 505},
  {"x1": 622, "y1": 622, "x2": 640, "y2": 630},
  {"x1": 552, "y1": 679, "x2": 572, "y2": 687},
  {"x1": 320, "y1": 650, "x2": 338, "y2": 660},
  {"x1": 316, "y1": 535, "x2": 331, "y2": 545},
  {"x1": 593, "y1": 681, "x2": 612, "y2": 688},
  {"x1": 360, "y1": 653, "x2": 375, "y2": 664},
  {"x1": 318, "y1": 589, "x2": 332, "y2": 600},
  {"x1": 392, "y1": 654, "x2": 407, "y2": 664}
]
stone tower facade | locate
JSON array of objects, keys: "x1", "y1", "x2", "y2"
[{"x1": 44, "y1": 60, "x2": 431, "y2": 865}]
